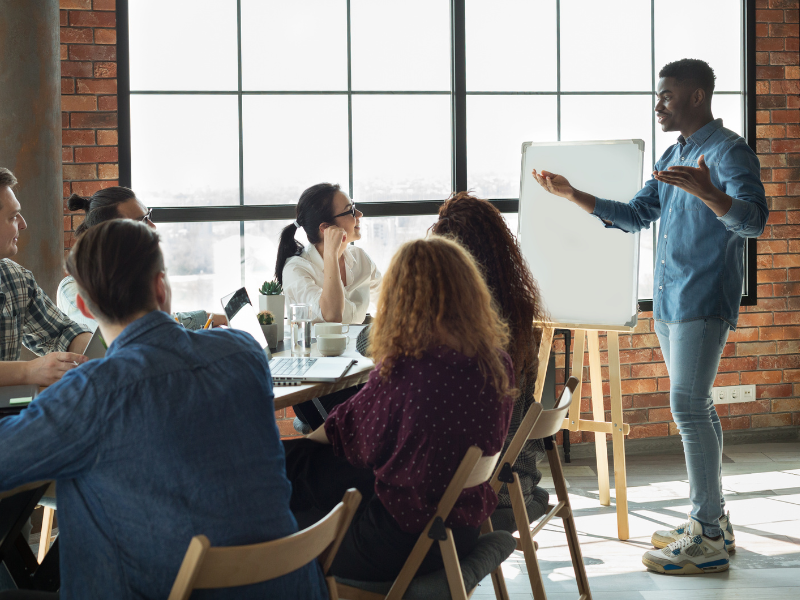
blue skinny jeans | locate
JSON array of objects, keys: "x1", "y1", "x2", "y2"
[{"x1": 655, "y1": 317, "x2": 731, "y2": 538}]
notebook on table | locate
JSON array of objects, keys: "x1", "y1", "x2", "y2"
[
  {"x1": 221, "y1": 288, "x2": 357, "y2": 386},
  {"x1": 0, "y1": 385, "x2": 38, "y2": 415}
]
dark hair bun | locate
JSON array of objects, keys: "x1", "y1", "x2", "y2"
[{"x1": 67, "y1": 193, "x2": 91, "y2": 212}]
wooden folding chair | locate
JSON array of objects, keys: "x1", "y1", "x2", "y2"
[
  {"x1": 487, "y1": 376, "x2": 591, "y2": 600},
  {"x1": 337, "y1": 446, "x2": 515, "y2": 600},
  {"x1": 168, "y1": 488, "x2": 362, "y2": 600}
]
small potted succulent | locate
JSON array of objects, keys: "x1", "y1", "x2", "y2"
[
  {"x1": 259, "y1": 279, "x2": 285, "y2": 343},
  {"x1": 257, "y1": 310, "x2": 279, "y2": 350}
]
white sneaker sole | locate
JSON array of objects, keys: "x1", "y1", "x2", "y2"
[{"x1": 643, "y1": 556, "x2": 730, "y2": 575}]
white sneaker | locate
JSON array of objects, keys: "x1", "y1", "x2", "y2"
[
  {"x1": 651, "y1": 511, "x2": 735, "y2": 552},
  {"x1": 643, "y1": 518, "x2": 730, "y2": 575}
]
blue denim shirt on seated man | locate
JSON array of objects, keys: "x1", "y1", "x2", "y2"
[
  {"x1": 0, "y1": 220, "x2": 327, "y2": 600},
  {"x1": 531, "y1": 59, "x2": 765, "y2": 577}
]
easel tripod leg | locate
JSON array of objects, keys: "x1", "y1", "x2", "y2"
[
  {"x1": 607, "y1": 331, "x2": 630, "y2": 540},
  {"x1": 587, "y1": 331, "x2": 610, "y2": 507}
]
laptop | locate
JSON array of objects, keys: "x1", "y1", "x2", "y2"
[
  {"x1": 0, "y1": 385, "x2": 38, "y2": 412},
  {"x1": 83, "y1": 328, "x2": 108, "y2": 360},
  {"x1": 221, "y1": 287, "x2": 356, "y2": 385}
]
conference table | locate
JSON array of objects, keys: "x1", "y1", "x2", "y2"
[{"x1": 271, "y1": 325, "x2": 375, "y2": 411}]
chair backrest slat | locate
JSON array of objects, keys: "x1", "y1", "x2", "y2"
[
  {"x1": 464, "y1": 451, "x2": 501, "y2": 489},
  {"x1": 528, "y1": 377, "x2": 578, "y2": 441}
]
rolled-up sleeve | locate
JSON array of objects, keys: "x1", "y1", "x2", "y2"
[
  {"x1": 716, "y1": 141, "x2": 768, "y2": 238},
  {"x1": 593, "y1": 173, "x2": 662, "y2": 233},
  {"x1": 23, "y1": 276, "x2": 90, "y2": 356}
]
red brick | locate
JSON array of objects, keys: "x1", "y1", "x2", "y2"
[
  {"x1": 774, "y1": 311, "x2": 800, "y2": 324},
  {"x1": 757, "y1": 8, "x2": 786, "y2": 20},
  {"x1": 769, "y1": 0, "x2": 799, "y2": 9},
  {"x1": 60, "y1": 27, "x2": 92, "y2": 44},
  {"x1": 94, "y1": 62, "x2": 117, "y2": 78},
  {"x1": 74, "y1": 146, "x2": 118, "y2": 163},
  {"x1": 788, "y1": 38, "x2": 800, "y2": 51},
  {"x1": 62, "y1": 147, "x2": 73, "y2": 163},
  {"x1": 773, "y1": 111, "x2": 800, "y2": 124},
  {"x1": 742, "y1": 370, "x2": 784, "y2": 385},
  {"x1": 738, "y1": 311, "x2": 774, "y2": 327},
  {"x1": 96, "y1": 129, "x2": 118, "y2": 146},
  {"x1": 60, "y1": 10, "x2": 69, "y2": 26},
  {"x1": 621, "y1": 378, "x2": 657, "y2": 395},
  {"x1": 721, "y1": 416, "x2": 751, "y2": 431},
  {"x1": 68, "y1": 45, "x2": 116, "y2": 61},
  {"x1": 757, "y1": 66, "x2": 786, "y2": 80},
  {"x1": 788, "y1": 8, "x2": 800, "y2": 22},
  {"x1": 771, "y1": 80, "x2": 800, "y2": 95},
  {"x1": 777, "y1": 340, "x2": 800, "y2": 355},
  {"x1": 757, "y1": 383, "x2": 794, "y2": 398},
  {"x1": 628, "y1": 423, "x2": 669, "y2": 439},
  {"x1": 787, "y1": 66, "x2": 800, "y2": 78},
  {"x1": 630, "y1": 363, "x2": 668, "y2": 378},
  {"x1": 718, "y1": 357, "x2": 759, "y2": 372},
  {"x1": 757, "y1": 124, "x2": 786, "y2": 138},
  {"x1": 757, "y1": 23, "x2": 769, "y2": 37},
  {"x1": 736, "y1": 341, "x2": 777, "y2": 356},
  {"x1": 60, "y1": 0, "x2": 91, "y2": 7},
  {"x1": 98, "y1": 164, "x2": 119, "y2": 180},
  {"x1": 648, "y1": 407, "x2": 673, "y2": 422},
  {"x1": 730, "y1": 399, "x2": 771, "y2": 415},
  {"x1": 619, "y1": 349, "x2": 653, "y2": 363},
  {"x1": 758, "y1": 154, "x2": 788, "y2": 167},
  {"x1": 772, "y1": 398, "x2": 800, "y2": 412},
  {"x1": 631, "y1": 393, "x2": 670, "y2": 408},
  {"x1": 69, "y1": 181, "x2": 116, "y2": 197},
  {"x1": 757, "y1": 298, "x2": 788, "y2": 311},
  {"x1": 788, "y1": 125, "x2": 800, "y2": 137},
  {"x1": 764, "y1": 183, "x2": 788, "y2": 197},
  {"x1": 771, "y1": 51, "x2": 800, "y2": 65},
  {"x1": 60, "y1": 61, "x2": 93, "y2": 78},
  {"x1": 757, "y1": 51, "x2": 770, "y2": 65},
  {"x1": 715, "y1": 404, "x2": 730, "y2": 417},
  {"x1": 714, "y1": 372, "x2": 740, "y2": 387},
  {"x1": 61, "y1": 78, "x2": 75, "y2": 94},
  {"x1": 752, "y1": 413, "x2": 794, "y2": 428},
  {"x1": 69, "y1": 10, "x2": 115, "y2": 27},
  {"x1": 758, "y1": 254, "x2": 774, "y2": 269},
  {"x1": 758, "y1": 283, "x2": 774, "y2": 297},
  {"x1": 728, "y1": 327, "x2": 759, "y2": 342},
  {"x1": 93, "y1": 0, "x2": 116, "y2": 9},
  {"x1": 669, "y1": 421, "x2": 680, "y2": 435},
  {"x1": 770, "y1": 23, "x2": 800, "y2": 36},
  {"x1": 70, "y1": 112, "x2": 117, "y2": 128},
  {"x1": 788, "y1": 211, "x2": 800, "y2": 223},
  {"x1": 630, "y1": 333, "x2": 659, "y2": 348},
  {"x1": 788, "y1": 369, "x2": 800, "y2": 382},
  {"x1": 75, "y1": 78, "x2": 117, "y2": 94},
  {"x1": 757, "y1": 269, "x2": 787, "y2": 283},
  {"x1": 98, "y1": 96, "x2": 117, "y2": 111},
  {"x1": 61, "y1": 130, "x2": 95, "y2": 145},
  {"x1": 94, "y1": 28, "x2": 116, "y2": 44},
  {"x1": 761, "y1": 325, "x2": 800, "y2": 340},
  {"x1": 657, "y1": 377, "x2": 671, "y2": 391},
  {"x1": 760, "y1": 354, "x2": 800, "y2": 369},
  {"x1": 61, "y1": 95, "x2": 97, "y2": 112},
  {"x1": 774, "y1": 254, "x2": 800, "y2": 268},
  {"x1": 771, "y1": 223, "x2": 800, "y2": 237},
  {"x1": 63, "y1": 163, "x2": 96, "y2": 180},
  {"x1": 757, "y1": 95, "x2": 787, "y2": 109},
  {"x1": 757, "y1": 37, "x2": 786, "y2": 51}
]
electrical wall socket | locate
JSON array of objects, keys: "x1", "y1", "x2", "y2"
[{"x1": 712, "y1": 384, "x2": 756, "y2": 404}]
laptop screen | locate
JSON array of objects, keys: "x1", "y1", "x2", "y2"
[{"x1": 221, "y1": 287, "x2": 270, "y2": 351}]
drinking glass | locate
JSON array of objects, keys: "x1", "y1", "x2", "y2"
[{"x1": 290, "y1": 304, "x2": 312, "y2": 357}]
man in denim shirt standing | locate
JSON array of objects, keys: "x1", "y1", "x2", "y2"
[
  {"x1": 0, "y1": 220, "x2": 328, "y2": 599},
  {"x1": 533, "y1": 59, "x2": 767, "y2": 575}
]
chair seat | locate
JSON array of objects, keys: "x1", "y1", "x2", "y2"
[{"x1": 335, "y1": 530, "x2": 516, "y2": 600}]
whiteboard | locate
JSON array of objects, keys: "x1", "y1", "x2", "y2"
[{"x1": 518, "y1": 140, "x2": 644, "y2": 329}]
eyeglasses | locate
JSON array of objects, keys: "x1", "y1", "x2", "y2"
[
  {"x1": 139, "y1": 208, "x2": 153, "y2": 223},
  {"x1": 331, "y1": 203, "x2": 357, "y2": 220}
]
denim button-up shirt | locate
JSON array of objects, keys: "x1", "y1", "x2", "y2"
[
  {"x1": 0, "y1": 311, "x2": 327, "y2": 600},
  {"x1": 593, "y1": 119, "x2": 767, "y2": 328}
]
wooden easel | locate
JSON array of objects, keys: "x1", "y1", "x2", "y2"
[{"x1": 533, "y1": 323, "x2": 633, "y2": 541}]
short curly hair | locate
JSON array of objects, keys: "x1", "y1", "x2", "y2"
[{"x1": 659, "y1": 58, "x2": 716, "y2": 95}]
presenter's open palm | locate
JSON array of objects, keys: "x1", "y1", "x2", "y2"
[
  {"x1": 532, "y1": 169, "x2": 574, "y2": 199},
  {"x1": 654, "y1": 155, "x2": 716, "y2": 200}
]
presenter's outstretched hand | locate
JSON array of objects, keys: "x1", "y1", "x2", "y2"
[
  {"x1": 532, "y1": 169, "x2": 574, "y2": 199},
  {"x1": 26, "y1": 352, "x2": 87, "y2": 386},
  {"x1": 653, "y1": 154, "x2": 715, "y2": 198}
]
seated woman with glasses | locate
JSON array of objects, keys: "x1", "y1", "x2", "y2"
[
  {"x1": 59, "y1": 188, "x2": 226, "y2": 331},
  {"x1": 276, "y1": 183, "x2": 382, "y2": 432},
  {"x1": 431, "y1": 192, "x2": 550, "y2": 530},
  {"x1": 284, "y1": 236, "x2": 514, "y2": 582},
  {"x1": 276, "y1": 182, "x2": 381, "y2": 327}
]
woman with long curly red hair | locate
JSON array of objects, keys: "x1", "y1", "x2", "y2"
[
  {"x1": 432, "y1": 191, "x2": 549, "y2": 531},
  {"x1": 283, "y1": 236, "x2": 515, "y2": 581}
]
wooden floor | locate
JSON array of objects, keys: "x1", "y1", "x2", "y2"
[{"x1": 473, "y1": 441, "x2": 800, "y2": 600}]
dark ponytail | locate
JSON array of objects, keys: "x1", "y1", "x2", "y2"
[
  {"x1": 68, "y1": 186, "x2": 137, "y2": 236},
  {"x1": 275, "y1": 183, "x2": 341, "y2": 285}
]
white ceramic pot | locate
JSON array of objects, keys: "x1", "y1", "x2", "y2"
[
  {"x1": 260, "y1": 323, "x2": 279, "y2": 350},
  {"x1": 259, "y1": 294, "x2": 285, "y2": 342}
]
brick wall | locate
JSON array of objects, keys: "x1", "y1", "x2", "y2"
[
  {"x1": 60, "y1": 0, "x2": 118, "y2": 254},
  {"x1": 553, "y1": 0, "x2": 800, "y2": 445},
  {"x1": 58, "y1": 1, "x2": 796, "y2": 441}
]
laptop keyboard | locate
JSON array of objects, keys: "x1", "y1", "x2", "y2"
[{"x1": 269, "y1": 358, "x2": 317, "y2": 377}]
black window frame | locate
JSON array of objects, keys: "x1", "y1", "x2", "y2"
[{"x1": 116, "y1": 0, "x2": 759, "y2": 310}]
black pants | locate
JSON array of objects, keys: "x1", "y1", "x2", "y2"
[
  {"x1": 283, "y1": 438, "x2": 479, "y2": 582},
  {"x1": 293, "y1": 386, "x2": 362, "y2": 430}
]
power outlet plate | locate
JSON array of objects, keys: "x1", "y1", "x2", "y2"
[{"x1": 712, "y1": 384, "x2": 756, "y2": 404}]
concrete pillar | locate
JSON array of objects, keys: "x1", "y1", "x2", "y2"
[{"x1": 0, "y1": 0, "x2": 63, "y2": 299}]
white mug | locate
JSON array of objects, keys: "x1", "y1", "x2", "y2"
[
  {"x1": 315, "y1": 322, "x2": 350, "y2": 337},
  {"x1": 317, "y1": 334, "x2": 350, "y2": 357}
]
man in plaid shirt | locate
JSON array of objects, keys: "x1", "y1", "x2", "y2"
[{"x1": 0, "y1": 168, "x2": 91, "y2": 386}]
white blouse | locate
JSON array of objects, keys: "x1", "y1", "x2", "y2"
[{"x1": 282, "y1": 245, "x2": 381, "y2": 325}]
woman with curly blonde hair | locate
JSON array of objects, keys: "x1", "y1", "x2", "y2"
[{"x1": 283, "y1": 236, "x2": 515, "y2": 581}]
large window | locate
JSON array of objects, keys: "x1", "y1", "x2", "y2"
[{"x1": 119, "y1": 0, "x2": 755, "y2": 313}]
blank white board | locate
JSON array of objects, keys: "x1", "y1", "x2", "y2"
[{"x1": 518, "y1": 140, "x2": 644, "y2": 329}]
